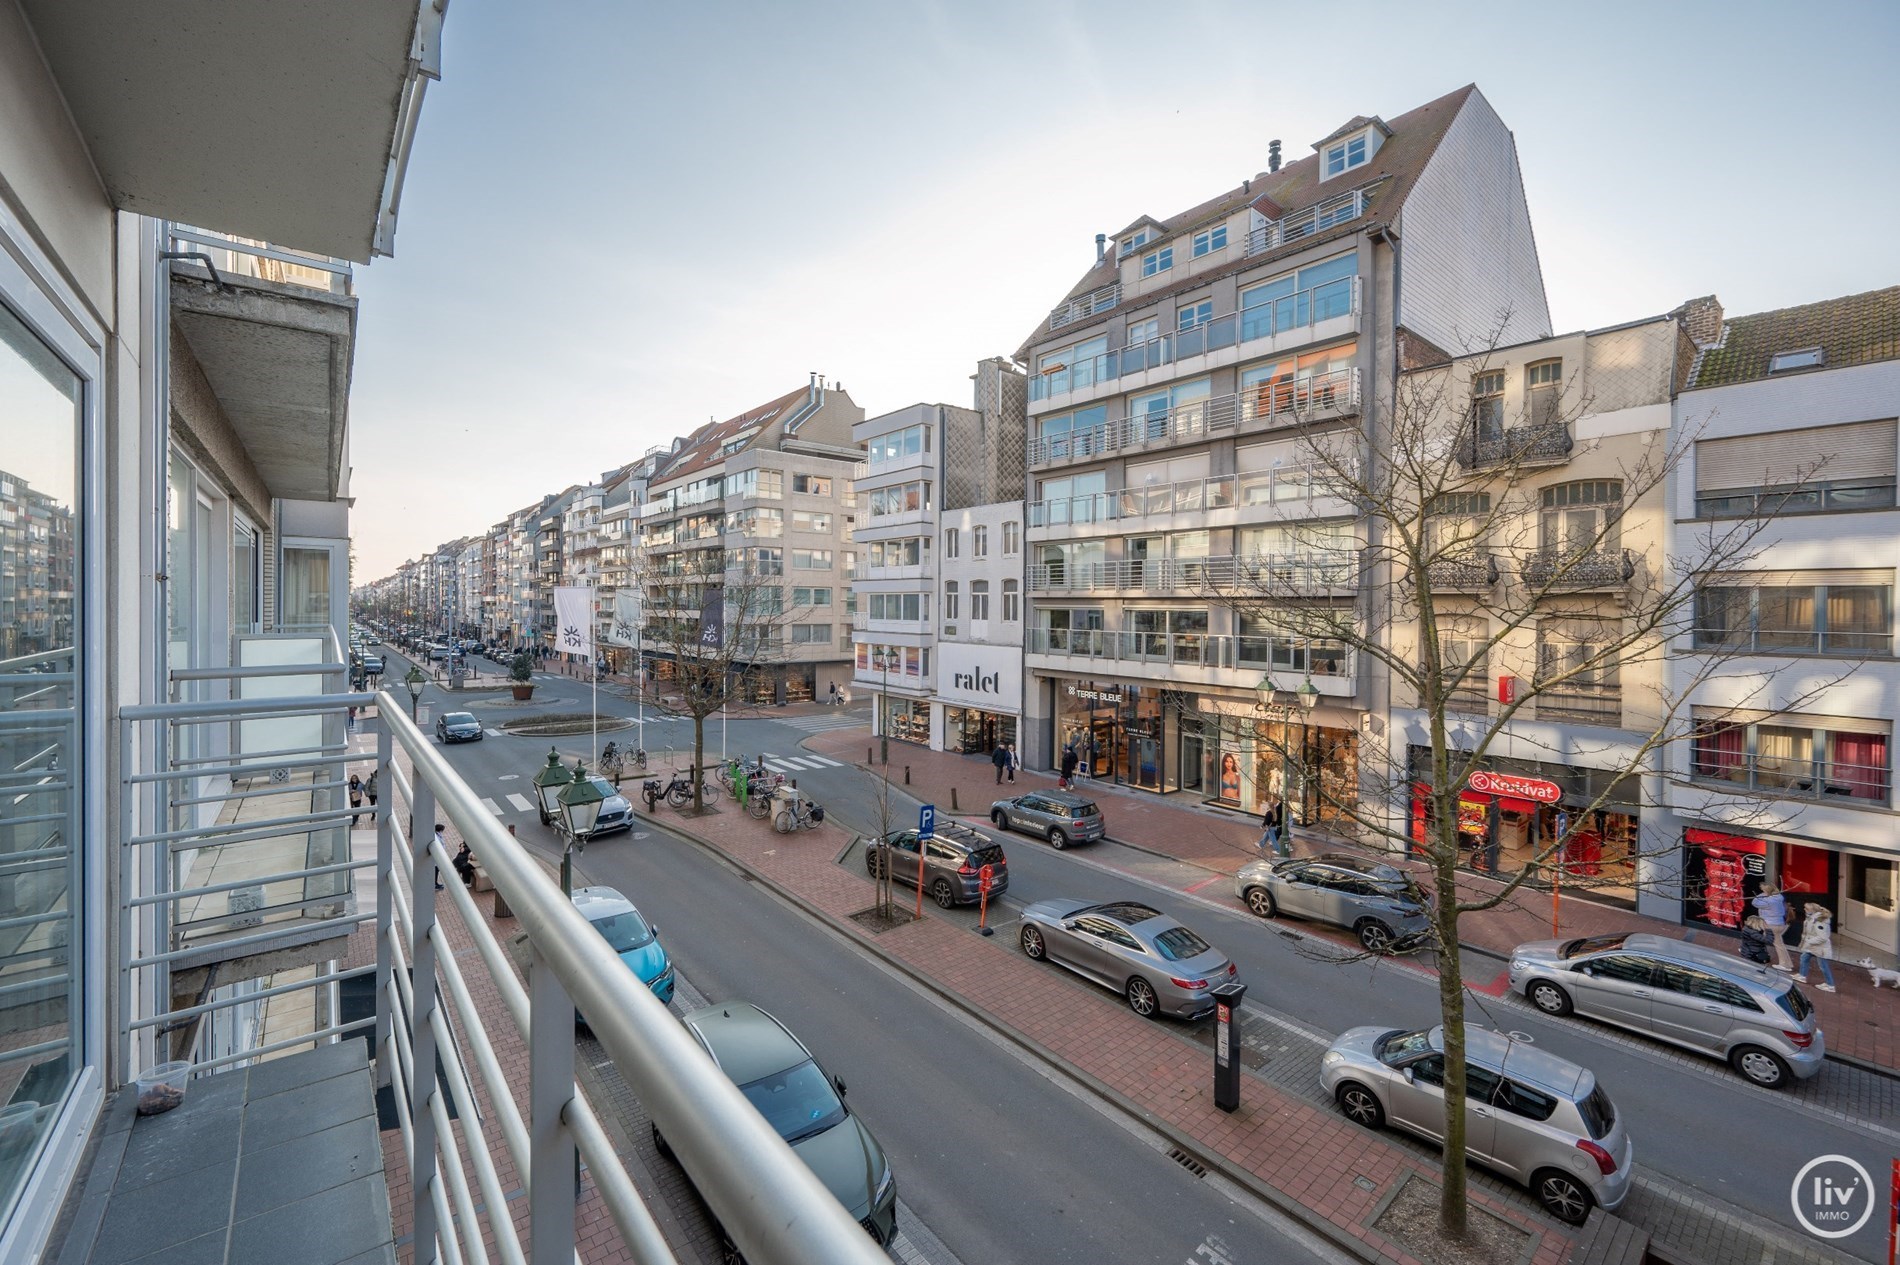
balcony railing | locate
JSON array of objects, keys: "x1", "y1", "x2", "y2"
[
  {"x1": 1047, "y1": 281, "x2": 1123, "y2": 331},
  {"x1": 1027, "y1": 462, "x2": 1353, "y2": 529},
  {"x1": 116, "y1": 686, "x2": 887, "y2": 1265},
  {"x1": 1030, "y1": 279, "x2": 1359, "y2": 403},
  {"x1": 1425, "y1": 552, "x2": 1500, "y2": 590},
  {"x1": 1029, "y1": 367, "x2": 1361, "y2": 465},
  {"x1": 1521, "y1": 548, "x2": 1636, "y2": 591},
  {"x1": 1455, "y1": 421, "x2": 1574, "y2": 470},
  {"x1": 1689, "y1": 746, "x2": 1891, "y2": 805},
  {"x1": 1027, "y1": 627, "x2": 1353, "y2": 678},
  {"x1": 1533, "y1": 681, "x2": 1624, "y2": 725},
  {"x1": 1243, "y1": 188, "x2": 1370, "y2": 256},
  {"x1": 1027, "y1": 551, "x2": 1361, "y2": 595},
  {"x1": 171, "y1": 225, "x2": 353, "y2": 296}
]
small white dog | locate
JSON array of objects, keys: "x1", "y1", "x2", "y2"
[{"x1": 1858, "y1": 958, "x2": 1900, "y2": 988}]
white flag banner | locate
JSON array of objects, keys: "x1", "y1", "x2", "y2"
[
  {"x1": 553, "y1": 586, "x2": 596, "y2": 660},
  {"x1": 607, "y1": 593, "x2": 642, "y2": 649}
]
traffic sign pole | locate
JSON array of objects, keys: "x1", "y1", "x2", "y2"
[
  {"x1": 977, "y1": 864, "x2": 994, "y2": 936},
  {"x1": 915, "y1": 804, "x2": 935, "y2": 919}
]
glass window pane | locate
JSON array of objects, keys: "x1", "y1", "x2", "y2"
[{"x1": 0, "y1": 297, "x2": 83, "y2": 1222}]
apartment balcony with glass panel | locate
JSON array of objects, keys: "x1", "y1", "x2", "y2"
[
  {"x1": 1025, "y1": 627, "x2": 1356, "y2": 697},
  {"x1": 1026, "y1": 462, "x2": 1357, "y2": 541},
  {"x1": 1026, "y1": 551, "x2": 1361, "y2": 598}
]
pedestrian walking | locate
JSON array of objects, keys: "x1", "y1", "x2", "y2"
[
  {"x1": 452, "y1": 841, "x2": 477, "y2": 889},
  {"x1": 1258, "y1": 794, "x2": 1289, "y2": 858},
  {"x1": 1005, "y1": 742, "x2": 1020, "y2": 784},
  {"x1": 1059, "y1": 744, "x2": 1078, "y2": 790},
  {"x1": 1738, "y1": 915, "x2": 1774, "y2": 965},
  {"x1": 991, "y1": 742, "x2": 1009, "y2": 785},
  {"x1": 348, "y1": 773, "x2": 364, "y2": 826},
  {"x1": 364, "y1": 770, "x2": 379, "y2": 816},
  {"x1": 1751, "y1": 881, "x2": 1795, "y2": 971},
  {"x1": 828, "y1": 682, "x2": 839, "y2": 706},
  {"x1": 432, "y1": 823, "x2": 448, "y2": 890},
  {"x1": 346, "y1": 705, "x2": 358, "y2": 734},
  {"x1": 1794, "y1": 902, "x2": 1837, "y2": 992}
]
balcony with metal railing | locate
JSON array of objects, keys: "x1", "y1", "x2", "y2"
[
  {"x1": 1521, "y1": 548, "x2": 1636, "y2": 592},
  {"x1": 1030, "y1": 278, "x2": 1360, "y2": 406},
  {"x1": 1454, "y1": 420, "x2": 1574, "y2": 470},
  {"x1": 95, "y1": 679, "x2": 888, "y2": 1265},
  {"x1": 1425, "y1": 552, "x2": 1501, "y2": 591},
  {"x1": 1243, "y1": 187, "x2": 1370, "y2": 257},
  {"x1": 1026, "y1": 462, "x2": 1355, "y2": 533},
  {"x1": 1047, "y1": 281, "x2": 1123, "y2": 331},
  {"x1": 1028, "y1": 368, "x2": 1360, "y2": 467},
  {"x1": 1025, "y1": 627, "x2": 1356, "y2": 696},
  {"x1": 1026, "y1": 551, "x2": 1361, "y2": 596},
  {"x1": 1533, "y1": 681, "x2": 1624, "y2": 726}
]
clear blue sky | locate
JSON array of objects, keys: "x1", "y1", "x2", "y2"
[{"x1": 350, "y1": 0, "x2": 1900, "y2": 580}]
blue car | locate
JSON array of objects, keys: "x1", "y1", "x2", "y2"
[{"x1": 573, "y1": 885, "x2": 674, "y2": 1005}]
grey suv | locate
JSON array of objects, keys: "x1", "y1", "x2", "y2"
[
  {"x1": 863, "y1": 829, "x2": 1008, "y2": 907},
  {"x1": 1508, "y1": 932, "x2": 1824, "y2": 1088},
  {"x1": 658, "y1": 1002, "x2": 897, "y2": 1254},
  {"x1": 990, "y1": 790, "x2": 1105, "y2": 848},
  {"x1": 1321, "y1": 1025, "x2": 1633, "y2": 1224},
  {"x1": 1234, "y1": 853, "x2": 1432, "y2": 953}
]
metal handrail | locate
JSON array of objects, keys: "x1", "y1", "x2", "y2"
[
  {"x1": 1026, "y1": 627, "x2": 1355, "y2": 678},
  {"x1": 1047, "y1": 281, "x2": 1122, "y2": 331},
  {"x1": 1026, "y1": 551, "x2": 1361, "y2": 594},
  {"x1": 1029, "y1": 368, "x2": 1361, "y2": 463},
  {"x1": 1244, "y1": 187, "x2": 1369, "y2": 256},
  {"x1": 1026, "y1": 461, "x2": 1354, "y2": 528}
]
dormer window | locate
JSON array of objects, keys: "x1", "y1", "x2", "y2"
[
  {"x1": 1191, "y1": 225, "x2": 1228, "y2": 258},
  {"x1": 1768, "y1": 348, "x2": 1825, "y2": 374},
  {"x1": 1324, "y1": 133, "x2": 1368, "y2": 179},
  {"x1": 1141, "y1": 246, "x2": 1174, "y2": 278},
  {"x1": 1121, "y1": 229, "x2": 1152, "y2": 257}
]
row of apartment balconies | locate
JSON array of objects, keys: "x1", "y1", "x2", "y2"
[
  {"x1": 1029, "y1": 368, "x2": 1361, "y2": 467},
  {"x1": 1027, "y1": 552, "x2": 1360, "y2": 596},
  {"x1": 1026, "y1": 462, "x2": 1355, "y2": 531}
]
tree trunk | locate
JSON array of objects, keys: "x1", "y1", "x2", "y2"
[{"x1": 1433, "y1": 834, "x2": 1470, "y2": 1239}]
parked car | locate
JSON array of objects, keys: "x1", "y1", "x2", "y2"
[
  {"x1": 584, "y1": 776, "x2": 633, "y2": 836},
  {"x1": 571, "y1": 885, "x2": 673, "y2": 1004},
  {"x1": 1321, "y1": 1024, "x2": 1632, "y2": 1224},
  {"x1": 659, "y1": 1002, "x2": 897, "y2": 1253},
  {"x1": 1506, "y1": 932, "x2": 1824, "y2": 1088},
  {"x1": 1019, "y1": 899, "x2": 1237, "y2": 1019},
  {"x1": 862, "y1": 828, "x2": 1008, "y2": 907},
  {"x1": 365, "y1": 635, "x2": 381, "y2": 646},
  {"x1": 989, "y1": 790, "x2": 1105, "y2": 848},
  {"x1": 435, "y1": 711, "x2": 482, "y2": 743},
  {"x1": 1234, "y1": 853, "x2": 1432, "y2": 953}
]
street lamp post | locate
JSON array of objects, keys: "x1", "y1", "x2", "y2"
[
  {"x1": 405, "y1": 666, "x2": 425, "y2": 722},
  {"x1": 555, "y1": 759, "x2": 605, "y2": 896},
  {"x1": 871, "y1": 646, "x2": 893, "y2": 766},
  {"x1": 532, "y1": 746, "x2": 570, "y2": 828}
]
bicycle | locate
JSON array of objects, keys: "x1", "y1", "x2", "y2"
[
  {"x1": 773, "y1": 793, "x2": 825, "y2": 834},
  {"x1": 642, "y1": 768, "x2": 699, "y2": 811},
  {"x1": 744, "y1": 770, "x2": 787, "y2": 819}
]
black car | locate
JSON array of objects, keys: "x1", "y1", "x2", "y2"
[
  {"x1": 863, "y1": 829, "x2": 1008, "y2": 907},
  {"x1": 435, "y1": 711, "x2": 483, "y2": 743}
]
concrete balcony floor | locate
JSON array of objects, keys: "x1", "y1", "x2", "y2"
[{"x1": 55, "y1": 1041, "x2": 393, "y2": 1265}]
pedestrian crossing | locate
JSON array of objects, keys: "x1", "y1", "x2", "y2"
[
  {"x1": 759, "y1": 754, "x2": 843, "y2": 773},
  {"x1": 505, "y1": 792, "x2": 536, "y2": 813},
  {"x1": 775, "y1": 711, "x2": 869, "y2": 734}
]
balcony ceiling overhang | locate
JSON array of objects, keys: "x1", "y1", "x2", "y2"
[
  {"x1": 19, "y1": 0, "x2": 444, "y2": 262},
  {"x1": 172, "y1": 267, "x2": 356, "y2": 501}
]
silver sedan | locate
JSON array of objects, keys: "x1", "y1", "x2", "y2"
[{"x1": 1019, "y1": 899, "x2": 1238, "y2": 1020}]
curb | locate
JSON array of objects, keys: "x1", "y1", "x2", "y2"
[{"x1": 648, "y1": 813, "x2": 1439, "y2": 1265}]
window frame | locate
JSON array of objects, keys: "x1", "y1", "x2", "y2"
[
  {"x1": 1141, "y1": 246, "x2": 1174, "y2": 277},
  {"x1": 1191, "y1": 224, "x2": 1228, "y2": 257},
  {"x1": 1324, "y1": 132, "x2": 1369, "y2": 178}
]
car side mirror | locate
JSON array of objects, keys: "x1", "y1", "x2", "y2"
[
  {"x1": 1060, "y1": 919, "x2": 1077, "y2": 931},
  {"x1": 832, "y1": 1074, "x2": 847, "y2": 1096},
  {"x1": 1401, "y1": 1067, "x2": 1415, "y2": 1083},
  {"x1": 648, "y1": 924, "x2": 657, "y2": 936}
]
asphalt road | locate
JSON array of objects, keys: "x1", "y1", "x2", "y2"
[{"x1": 392, "y1": 647, "x2": 1894, "y2": 1262}]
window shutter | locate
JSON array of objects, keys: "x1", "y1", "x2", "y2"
[{"x1": 1697, "y1": 419, "x2": 1897, "y2": 491}]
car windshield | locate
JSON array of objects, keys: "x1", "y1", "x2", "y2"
[
  {"x1": 1152, "y1": 926, "x2": 1213, "y2": 962},
  {"x1": 444, "y1": 713, "x2": 475, "y2": 726},
  {"x1": 740, "y1": 1059, "x2": 847, "y2": 1144},
  {"x1": 1778, "y1": 985, "x2": 1813, "y2": 1022},
  {"x1": 1375, "y1": 1029, "x2": 1433, "y2": 1067},
  {"x1": 1577, "y1": 1083, "x2": 1617, "y2": 1140},
  {"x1": 1560, "y1": 933, "x2": 1629, "y2": 960},
  {"x1": 588, "y1": 777, "x2": 618, "y2": 798},
  {"x1": 1070, "y1": 804, "x2": 1099, "y2": 818},
  {"x1": 587, "y1": 909, "x2": 652, "y2": 952}
]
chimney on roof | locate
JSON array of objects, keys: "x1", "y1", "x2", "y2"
[
  {"x1": 1674, "y1": 295, "x2": 1725, "y2": 348},
  {"x1": 1095, "y1": 233, "x2": 1107, "y2": 263},
  {"x1": 1242, "y1": 178, "x2": 1251, "y2": 194},
  {"x1": 1268, "y1": 139, "x2": 1282, "y2": 173}
]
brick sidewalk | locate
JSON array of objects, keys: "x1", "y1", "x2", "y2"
[
  {"x1": 805, "y1": 731, "x2": 1898, "y2": 1072},
  {"x1": 654, "y1": 793, "x2": 1571, "y2": 1265}
]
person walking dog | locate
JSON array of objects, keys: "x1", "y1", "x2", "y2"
[
  {"x1": 1751, "y1": 881, "x2": 1795, "y2": 971},
  {"x1": 1795, "y1": 902, "x2": 1837, "y2": 992}
]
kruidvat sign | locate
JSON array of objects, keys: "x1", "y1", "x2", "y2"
[
  {"x1": 937, "y1": 643, "x2": 1022, "y2": 711},
  {"x1": 1466, "y1": 769, "x2": 1562, "y2": 804}
]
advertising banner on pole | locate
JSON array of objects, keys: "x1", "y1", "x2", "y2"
[
  {"x1": 607, "y1": 593, "x2": 642, "y2": 649},
  {"x1": 553, "y1": 586, "x2": 595, "y2": 661}
]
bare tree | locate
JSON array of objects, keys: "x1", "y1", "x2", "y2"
[
  {"x1": 634, "y1": 547, "x2": 802, "y2": 813},
  {"x1": 1222, "y1": 324, "x2": 1827, "y2": 1235}
]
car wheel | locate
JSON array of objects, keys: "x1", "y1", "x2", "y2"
[
  {"x1": 1355, "y1": 920, "x2": 1397, "y2": 954},
  {"x1": 1527, "y1": 980, "x2": 1574, "y2": 1017},
  {"x1": 1047, "y1": 827, "x2": 1070, "y2": 850},
  {"x1": 649, "y1": 1122, "x2": 672, "y2": 1160},
  {"x1": 1243, "y1": 886, "x2": 1278, "y2": 919},
  {"x1": 1020, "y1": 925, "x2": 1046, "y2": 960},
  {"x1": 1730, "y1": 1044, "x2": 1791, "y2": 1089},
  {"x1": 1125, "y1": 977, "x2": 1159, "y2": 1018},
  {"x1": 932, "y1": 878, "x2": 956, "y2": 909},
  {"x1": 864, "y1": 849, "x2": 882, "y2": 877},
  {"x1": 717, "y1": 1228, "x2": 745, "y2": 1265},
  {"x1": 1335, "y1": 1082, "x2": 1384, "y2": 1130},
  {"x1": 1531, "y1": 1168, "x2": 1594, "y2": 1225},
  {"x1": 991, "y1": 810, "x2": 1009, "y2": 830}
]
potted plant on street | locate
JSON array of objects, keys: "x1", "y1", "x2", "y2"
[{"x1": 509, "y1": 652, "x2": 535, "y2": 701}]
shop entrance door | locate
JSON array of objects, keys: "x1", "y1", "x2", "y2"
[{"x1": 1841, "y1": 852, "x2": 1897, "y2": 954}]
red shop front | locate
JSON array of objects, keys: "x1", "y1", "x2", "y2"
[{"x1": 1681, "y1": 826, "x2": 1838, "y2": 932}]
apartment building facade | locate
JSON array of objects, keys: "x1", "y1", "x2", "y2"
[
  {"x1": 1665, "y1": 288, "x2": 1900, "y2": 957},
  {"x1": 1018, "y1": 85, "x2": 1550, "y2": 814},
  {"x1": 640, "y1": 379, "x2": 865, "y2": 704}
]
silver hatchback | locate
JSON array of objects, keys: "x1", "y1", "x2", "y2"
[
  {"x1": 1234, "y1": 853, "x2": 1432, "y2": 953},
  {"x1": 1507, "y1": 932, "x2": 1824, "y2": 1089},
  {"x1": 1321, "y1": 1025, "x2": 1633, "y2": 1225},
  {"x1": 1019, "y1": 899, "x2": 1238, "y2": 1019}
]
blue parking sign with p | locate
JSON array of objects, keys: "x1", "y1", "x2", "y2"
[{"x1": 919, "y1": 804, "x2": 936, "y2": 840}]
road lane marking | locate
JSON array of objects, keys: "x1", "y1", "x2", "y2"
[
  {"x1": 801, "y1": 754, "x2": 842, "y2": 767},
  {"x1": 778, "y1": 756, "x2": 821, "y2": 770},
  {"x1": 481, "y1": 797, "x2": 503, "y2": 816},
  {"x1": 505, "y1": 792, "x2": 535, "y2": 813}
]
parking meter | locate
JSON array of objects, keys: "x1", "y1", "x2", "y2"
[{"x1": 1212, "y1": 981, "x2": 1248, "y2": 1112}]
